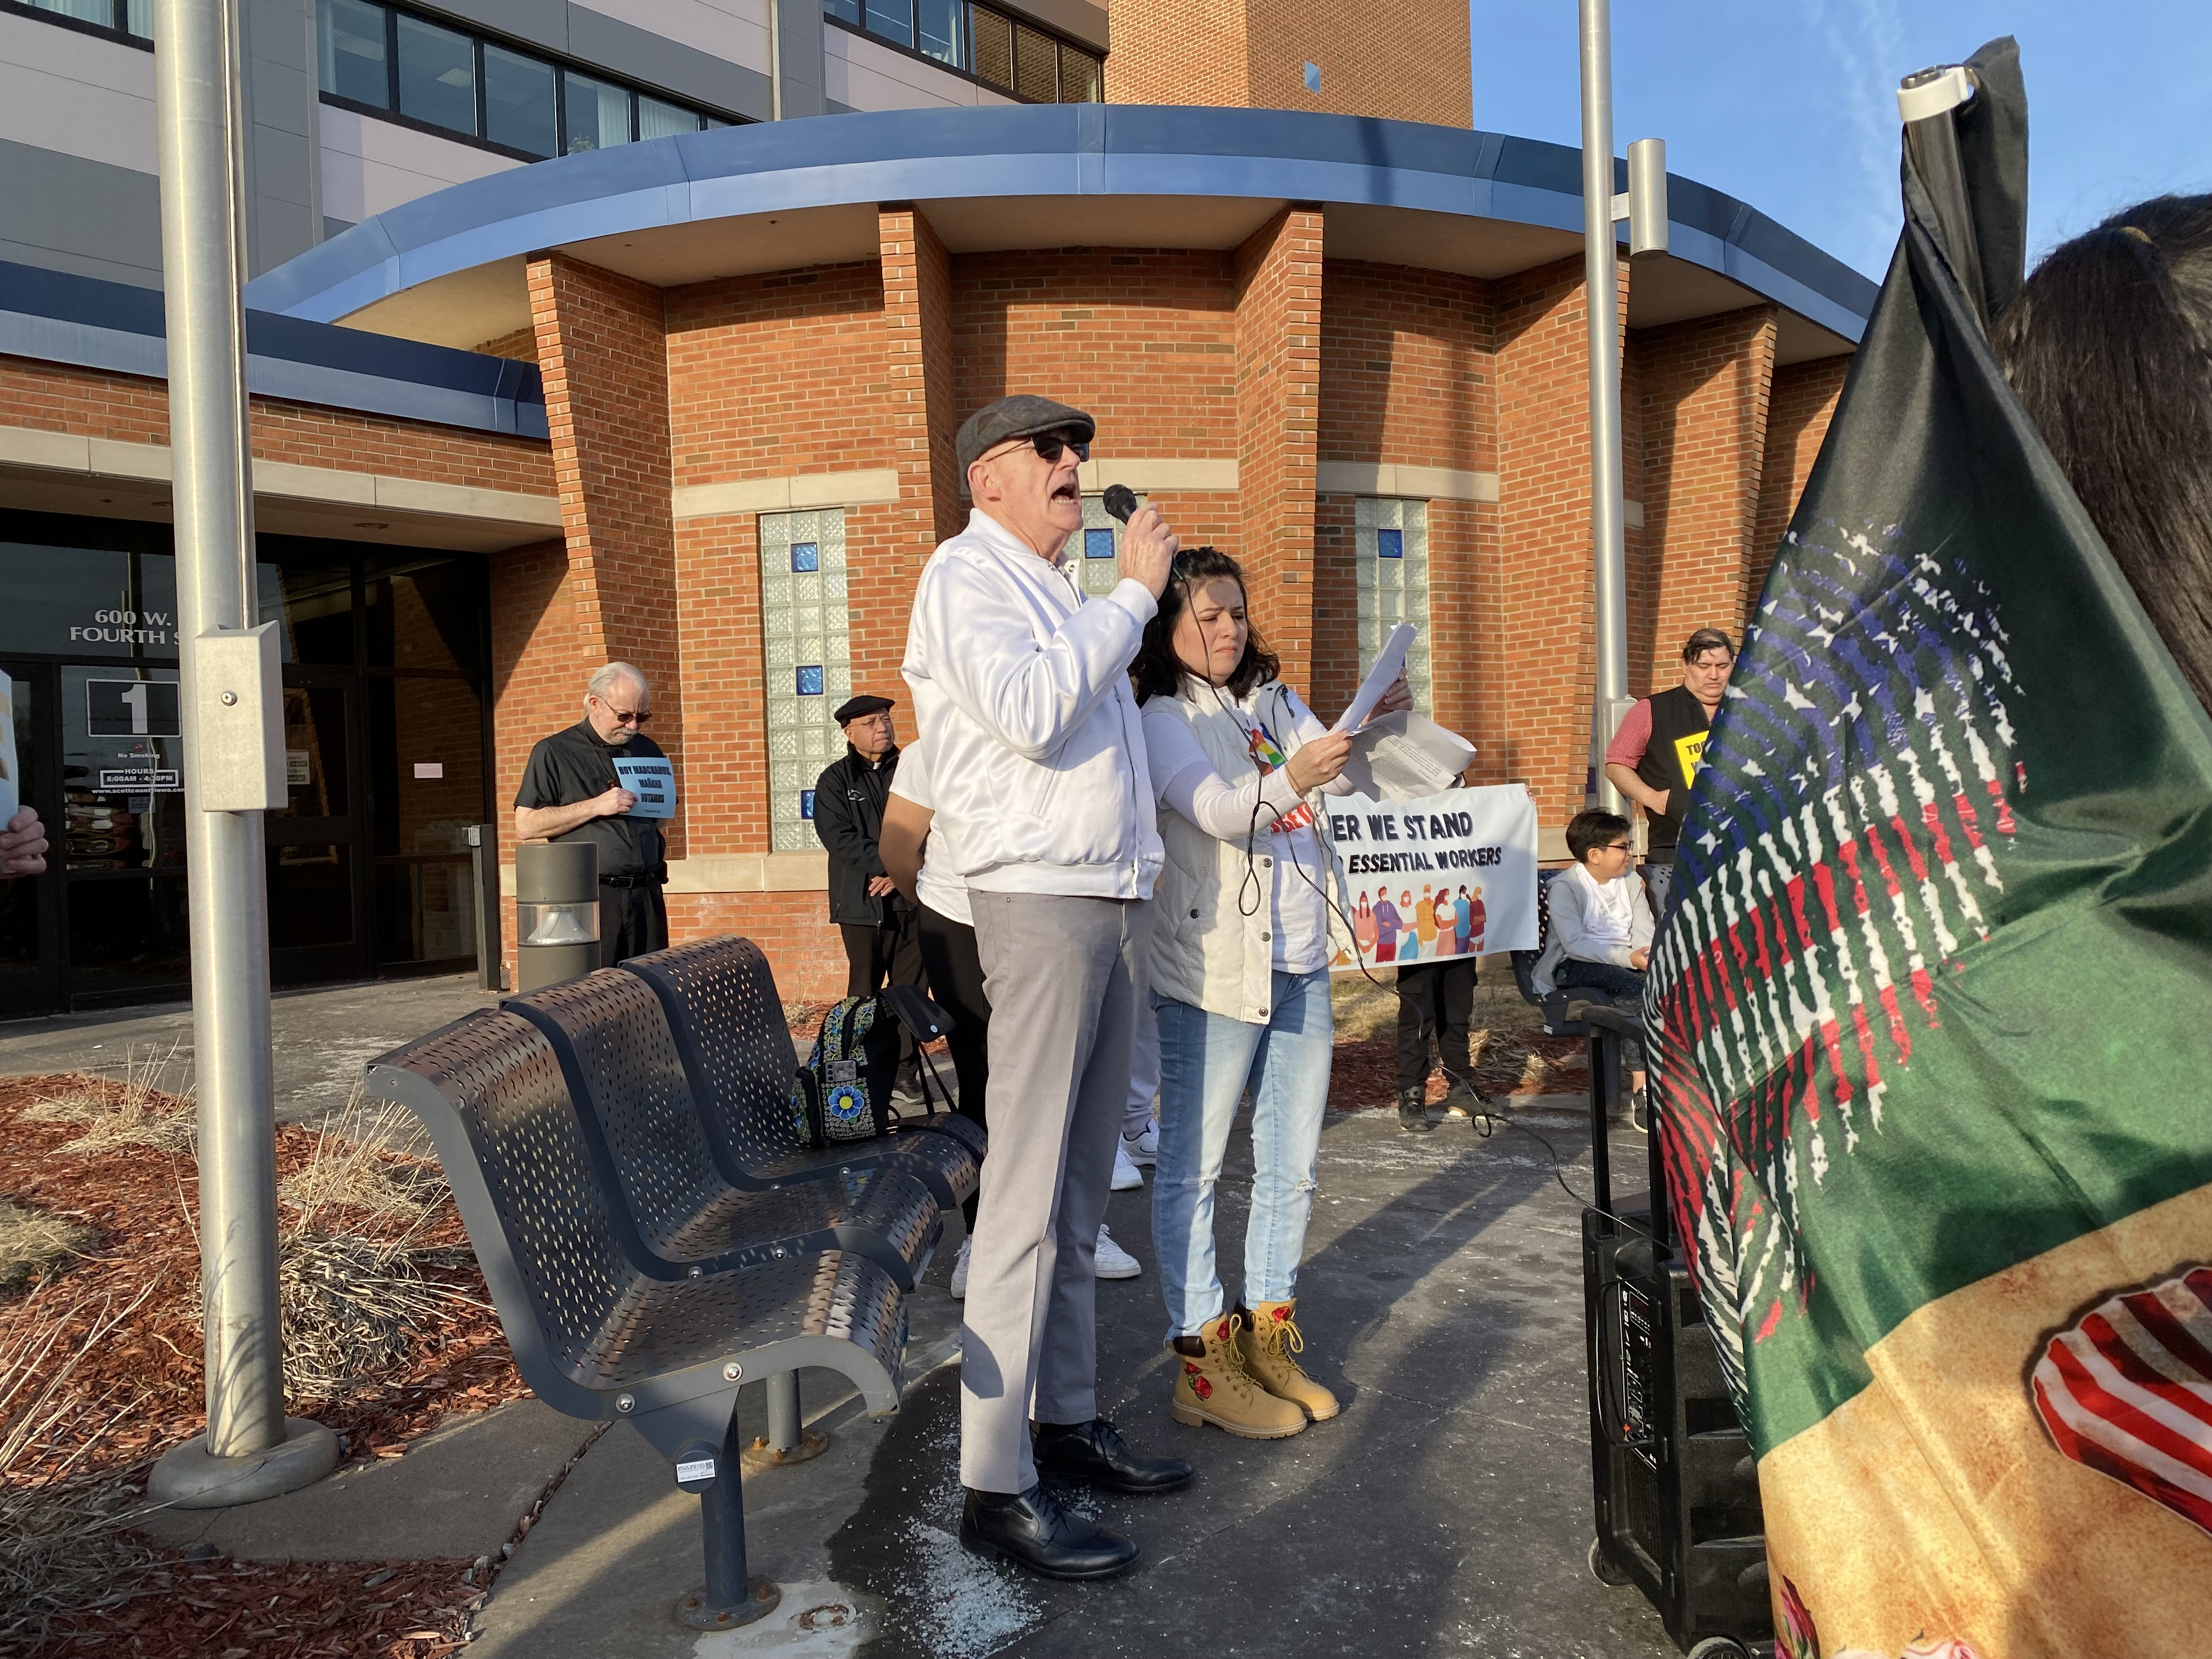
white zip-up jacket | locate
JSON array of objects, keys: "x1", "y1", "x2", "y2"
[{"x1": 900, "y1": 507, "x2": 1163, "y2": 899}]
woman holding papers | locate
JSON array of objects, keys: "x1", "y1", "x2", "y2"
[{"x1": 1131, "y1": 548, "x2": 1409, "y2": 1440}]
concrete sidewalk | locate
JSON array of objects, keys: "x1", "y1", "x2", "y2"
[{"x1": 0, "y1": 973, "x2": 495, "y2": 1125}]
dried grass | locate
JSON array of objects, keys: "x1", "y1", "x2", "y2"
[
  {"x1": 0, "y1": 1198, "x2": 95, "y2": 1300},
  {"x1": 0, "y1": 1286, "x2": 162, "y2": 1651},
  {"x1": 275, "y1": 1231, "x2": 479, "y2": 1406},
  {"x1": 279, "y1": 1094, "x2": 448, "y2": 1222},
  {"x1": 21, "y1": 1041, "x2": 195, "y2": 1155}
]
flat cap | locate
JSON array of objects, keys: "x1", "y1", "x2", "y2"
[
  {"x1": 956, "y1": 394, "x2": 1094, "y2": 473},
  {"x1": 833, "y1": 693, "x2": 895, "y2": 724}
]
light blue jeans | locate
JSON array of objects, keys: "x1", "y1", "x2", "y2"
[{"x1": 1151, "y1": 968, "x2": 1334, "y2": 1340}]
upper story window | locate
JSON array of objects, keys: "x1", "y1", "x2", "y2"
[
  {"x1": 4, "y1": 0, "x2": 153, "y2": 46},
  {"x1": 317, "y1": 0, "x2": 733, "y2": 162},
  {"x1": 825, "y1": 0, "x2": 1103, "y2": 103}
]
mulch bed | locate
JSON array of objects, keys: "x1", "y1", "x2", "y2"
[{"x1": 0, "y1": 1073, "x2": 529, "y2": 1658}]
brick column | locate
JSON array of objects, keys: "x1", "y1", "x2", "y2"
[
  {"x1": 527, "y1": 251, "x2": 685, "y2": 855},
  {"x1": 1632, "y1": 305, "x2": 1779, "y2": 690},
  {"x1": 1750, "y1": 356, "x2": 1849, "y2": 610},
  {"x1": 879, "y1": 205, "x2": 963, "y2": 546},
  {"x1": 1233, "y1": 206, "x2": 1323, "y2": 684}
]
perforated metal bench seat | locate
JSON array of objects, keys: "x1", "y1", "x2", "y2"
[
  {"x1": 503, "y1": 972, "x2": 941, "y2": 1291},
  {"x1": 365, "y1": 1008, "x2": 905, "y2": 1459},
  {"x1": 622, "y1": 938, "x2": 982, "y2": 1216}
]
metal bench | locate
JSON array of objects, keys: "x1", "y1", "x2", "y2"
[
  {"x1": 623, "y1": 938, "x2": 984, "y2": 1217},
  {"x1": 503, "y1": 969, "x2": 942, "y2": 1291},
  {"x1": 366, "y1": 1006, "x2": 906, "y2": 1632}
]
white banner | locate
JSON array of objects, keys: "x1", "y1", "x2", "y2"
[{"x1": 1323, "y1": 783, "x2": 1538, "y2": 972}]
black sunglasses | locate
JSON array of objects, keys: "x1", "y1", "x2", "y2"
[{"x1": 1025, "y1": 432, "x2": 1090, "y2": 463}]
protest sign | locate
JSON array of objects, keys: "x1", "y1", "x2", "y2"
[
  {"x1": 1323, "y1": 783, "x2": 1537, "y2": 971},
  {"x1": 611, "y1": 754, "x2": 676, "y2": 819}
]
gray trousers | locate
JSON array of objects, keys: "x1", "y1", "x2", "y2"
[{"x1": 961, "y1": 891, "x2": 1149, "y2": 1494}]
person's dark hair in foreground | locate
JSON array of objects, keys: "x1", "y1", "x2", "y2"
[
  {"x1": 1130, "y1": 547, "x2": 1281, "y2": 705},
  {"x1": 1996, "y1": 193, "x2": 2212, "y2": 715}
]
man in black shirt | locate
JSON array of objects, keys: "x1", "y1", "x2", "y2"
[
  {"x1": 514, "y1": 661, "x2": 670, "y2": 966},
  {"x1": 813, "y1": 695, "x2": 922, "y2": 1074},
  {"x1": 1602, "y1": 627, "x2": 1735, "y2": 918}
]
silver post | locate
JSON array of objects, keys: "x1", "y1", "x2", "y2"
[
  {"x1": 768, "y1": 0, "x2": 783, "y2": 120},
  {"x1": 1578, "y1": 0, "x2": 1629, "y2": 814},
  {"x1": 148, "y1": 0, "x2": 336, "y2": 1509}
]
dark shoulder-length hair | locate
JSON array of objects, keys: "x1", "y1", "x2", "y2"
[
  {"x1": 1994, "y1": 193, "x2": 2212, "y2": 714},
  {"x1": 1130, "y1": 546, "x2": 1282, "y2": 706}
]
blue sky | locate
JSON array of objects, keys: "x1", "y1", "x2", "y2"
[{"x1": 1469, "y1": 1, "x2": 2212, "y2": 280}]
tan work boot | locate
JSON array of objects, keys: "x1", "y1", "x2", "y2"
[
  {"x1": 1236, "y1": 1300, "x2": 1341, "y2": 1421},
  {"x1": 1170, "y1": 1315, "x2": 1307, "y2": 1439}
]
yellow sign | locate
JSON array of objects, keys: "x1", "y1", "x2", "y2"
[{"x1": 1673, "y1": 729, "x2": 1708, "y2": 788}]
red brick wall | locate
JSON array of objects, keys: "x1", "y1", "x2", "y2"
[
  {"x1": 1489, "y1": 255, "x2": 1609, "y2": 818},
  {"x1": 1750, "y1": 356, "x2": 1849, "y2": 608},
  {"x1": 0, "y1": 356, "x2": 553, "y2": 494},
  {"x1": 1105, "y1": 0, "x2": 1471, "y2": 127},
  {"x1": 1632, "y1": 305, "x2": 1778, "y2": 691},
  {"x1": 950, "y1": 248, "x2": 1239, "y2": 456},
  {"x1": 1233, "y1": 208, "x2": 1323, "y2": 686},
  {"x1": 666, "y1": 890, "x2": 848, "y2": 1003},
  {"x1": 665, "y1": 263, "x2": 887, "y2": 488},
  {"x1": 668, "y1": 511, "x2": 769, "y2": 854},
  {"x1": 1315, "y1": 258, "x2": 1494, "y2": 733},
  {"x1": 527, "y1": 252, "x2": 685, "y2": 856},
  {"x1": 873, "y1": 208, "x2": 960, "y2": 690},
  {"x1": 487, "y1": 537, "x2": 572, "y2": 869}
]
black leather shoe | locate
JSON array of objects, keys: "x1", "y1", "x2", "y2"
[
  {"x1": 1398, "y1": 1091, "x2": 1436, "y2": 1133},
  {"x1": 1031, "y1": 1417, "x2": 1195, "y2": 1494},
  {"x1": 960, "y1": 1483, "x2": 1139, "y2": 1579}
]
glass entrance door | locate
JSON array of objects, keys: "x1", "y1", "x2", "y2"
[
  {"x1": 59, "y1": 662, "x2": 191, "y2": 1005},
  {"x1": 266, "y1": 674, "x2": 374, "y2": 986},
  {"x1": 0, "y1": 662, "x2": 61, "y2": 1012}
]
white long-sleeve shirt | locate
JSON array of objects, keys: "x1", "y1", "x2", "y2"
[{"x1": 901, "y1": 507, "x2": 1161, "y2": 899}]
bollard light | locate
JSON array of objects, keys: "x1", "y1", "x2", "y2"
[{"x1": 515, "y1": 841, "x2": 599, "y2": 990}]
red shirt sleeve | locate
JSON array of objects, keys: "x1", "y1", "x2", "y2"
[{"x1": 1604, "y1": 697, "x2": 1654, "y2": 768}]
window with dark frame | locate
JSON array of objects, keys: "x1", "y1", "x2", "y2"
[
  {"x1": 312, "y1": 0, "x2": 735, "y2": 164},
  {"x1": 3, "y1": 0, "x2": 153, "y2": 46},
  {"x1": 827, "y1": 0, "x2": 1103, "y2": 103}
]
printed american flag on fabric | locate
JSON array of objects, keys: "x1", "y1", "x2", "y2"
[{"x1": 1644, "y1": 37, "x2": 2212, "y2": 1659}]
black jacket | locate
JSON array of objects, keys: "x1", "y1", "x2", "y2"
[{"x1": 812, "y1": 744, "x2": 910, "y2": 927}]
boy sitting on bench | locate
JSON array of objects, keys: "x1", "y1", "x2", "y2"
[{"x1": 1531, "y1": 809, "x2": 1655, "y2": 1126}]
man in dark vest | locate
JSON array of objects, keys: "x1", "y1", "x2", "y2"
[
  {"x1": 813, "y1": 694, "x2": 923, "y2": 1088},
  {"x1": 1604, "y1": 627, "x2": 1735, "y2": 918},
  {"x1": 514, "y1": 661, "x2": 671, "y2": 966}
]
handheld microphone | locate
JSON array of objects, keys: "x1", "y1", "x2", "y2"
[{"x1": 1102, "y1": 483, "x2": 1139, "y2": 523}]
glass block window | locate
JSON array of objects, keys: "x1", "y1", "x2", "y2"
[
  {"x1": 761, "y1": 509, "x2": 851, "y2": 852},
  {"x1": 1356, "y1": 498, "x2": 1432, "y2": 713},
  {"x1": 1073, "y1": 494, "x2": 1144, "y2": 599}
]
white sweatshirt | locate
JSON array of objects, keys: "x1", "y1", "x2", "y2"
[{"x1": 900, "y1": 507, "x2": 1163, "y2": 899}]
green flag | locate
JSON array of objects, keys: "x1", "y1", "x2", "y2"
[{"x1": 1649, "y1": 37, "x2": 2212, "y2": 1659}]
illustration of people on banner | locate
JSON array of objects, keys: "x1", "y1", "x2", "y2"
[{"x1": 1325, "y1": 783, "x2": 1536, "y2": 971}]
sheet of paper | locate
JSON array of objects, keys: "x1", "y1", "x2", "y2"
[
  {"x1": 611, "y1": 754, "x2": 676, "y2": 819},
  {"x1": 1333, "y1": 622, "x2": 1416, "y2": 732},
  {"x1": 0, "y1": 670, "x2": 16, "y2": 829}
]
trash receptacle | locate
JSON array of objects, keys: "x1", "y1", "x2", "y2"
[{"x1": 515, "y1": 841, "x2": 599, "y2": 991}]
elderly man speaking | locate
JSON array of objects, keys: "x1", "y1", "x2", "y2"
[{"x1": 905, "y1": 394, "x2": 1188, "y2": 1577}]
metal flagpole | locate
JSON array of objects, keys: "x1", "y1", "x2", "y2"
[
  {"x1": 148, "y1": 0, "x2": 337, "y2": 1509},
  {"x1": 1578, "y1": 0, "x2": 1630, "y2": 815}
]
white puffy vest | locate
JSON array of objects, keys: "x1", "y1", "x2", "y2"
[{"x1": 1147, "y1": 679, "x2": 1313, "y2": 1025}]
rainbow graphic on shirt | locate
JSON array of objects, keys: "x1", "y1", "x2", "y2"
[{"x1": 1246, "y1": 721, "x2": 1315, "y2": 834}]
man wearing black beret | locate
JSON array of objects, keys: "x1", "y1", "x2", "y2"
[{"x1": 813, "y1": 694, "x2": 924, "y2": 1084}]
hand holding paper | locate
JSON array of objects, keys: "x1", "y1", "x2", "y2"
[{"x1": 1334, "y1": 623, "x2": 1416, "y2": 732}]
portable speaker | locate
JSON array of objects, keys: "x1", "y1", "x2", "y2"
[{"x1": 1571, "y1": 1002, "x2": 1773, "y2": 1659}]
